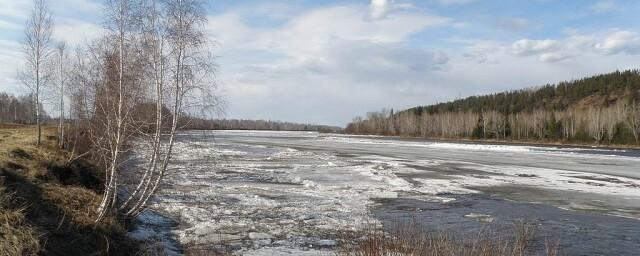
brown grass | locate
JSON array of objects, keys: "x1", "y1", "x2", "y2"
[
  {"x1": 183, "y1": 247, "x2": 233, "y2": 256},
  {"x1": 337, "y1": 219, "x2": 559, "y2": 256},
  {"x1": 0, "y1": 186, "x2": 40, "y2": 256},
  {"x1": 0, "y1": 125, "x2": 143, "y2": 255}
]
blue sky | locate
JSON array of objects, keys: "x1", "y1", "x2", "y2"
[{"x1": 1, "y1": 0, "x2": 640, "y2": 126}]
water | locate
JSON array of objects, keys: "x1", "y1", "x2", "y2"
[
  {"x1": 129, "y1": 130, "x2": 640, "y2": 255},
  {"x1": 374, "y1": 195, "x2": 640, "y2": 256}
]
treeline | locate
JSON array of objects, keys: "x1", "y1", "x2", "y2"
[
  {"x1": 346, "y1": 70, "x2": 640, "y2": 145},
  {"x1": 0, "y1": 92, "x2": 48, "y2": 124},
  {"x1": 183, "y1": 118, "x2": 343, "y2": 133}
]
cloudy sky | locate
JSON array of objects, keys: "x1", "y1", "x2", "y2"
[{"x1": 1, "y1": 0, "x2": 640, "y2": 126}]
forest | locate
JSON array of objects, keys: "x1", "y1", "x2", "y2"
[
  {"x1": 183, "y1": 118, "x2": 342, "y2": 132},
  {"x1": 345, "y1": 70, "x2": 640, "y2": 145},
  {"x1": 0, "y1": 92, "x2": 47, "y2": 124}
]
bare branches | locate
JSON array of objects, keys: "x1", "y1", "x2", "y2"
[
  {"x1": 20, "y1": 0, "x2": 54, "y2": 146},
  {"x1": 627, "y1": 100, "x2": 640, "y2": 143},
  {"x1": 124, "y1": 0, "x2": 217, "y2": 217},
  {"x1": 58, "y1": 0, "x2": 219, "y2": 222}
]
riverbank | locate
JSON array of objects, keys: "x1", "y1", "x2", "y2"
[
  {"x1": 0, "y1": 125, "x2": 145, "y2": 255},
  {"x1": 342, "y1": 132, "x2": 640, "y2": 151}
]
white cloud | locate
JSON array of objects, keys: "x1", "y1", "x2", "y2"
[
  {"x1": 0, "y1": 0, "x2": 104, "y2": 46},
  {"x1": 283, "y1": 6, "x2": 449, "y2": 48},
  {"x1": 370, "y1": 0, "x2": 392, "y2": 20},
  {"x1": 433, "y1": 37, "x2": 640, "y2": 104},
  {"x1": 0, "y1": 39, "x2": 25, "y2": 94},
  {"x1": 0, "y1": 40, "x2": 20, "y2": 57},
  {"x1": 595, "y1": 30, "x2": 640, "y2": 55},
  {"x1": 53, "y1": 18, "x2": 105, "y2": 46},
  {"x1": 207, "y1": 2, "x2": 453, "y2": 125},
  {"x1": 208, "y1": 3, "x2": 450, "y2": 56},
  {"x1": 508, "y1": 30, "x2": 640, "y2": 63},
  {"x1": 368, "y1": 0, "x2": 415, "y2": 20},
  {"x1": 538, "y1": 52, "x2": 572, "y2": 63},
  {"x1": 512, "y1": 39, "x2": 559, "y2": 56},
  {"x1": 297, "y1": 40, "x2": 449, "y2": 81},
  {"x1": 0, "y1": 0, "x2": 30, "y2": 18},
  {"x1": 220, "y1": 42, "x2": 450, "y2": 125},
  {"x1": 509, "y1": 39, "x2": 571, "y2": 63},
  {"x1": 0, "y1": 0, "x2": 104, "y2": 95},
  {"x1": 0, "y1": 20, "x2": 21, "y2": 30},
  {"x1": 53, "y1": 0, "x2": 101, "y2": 15}
]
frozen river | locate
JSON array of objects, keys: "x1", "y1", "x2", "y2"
[{"x1": 130, "y1": 130, "x2": 640, "y2": 255}]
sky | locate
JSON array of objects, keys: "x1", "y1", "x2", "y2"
[{"x1": 1, "y1": 0, "x2": 640, "y2": 126}]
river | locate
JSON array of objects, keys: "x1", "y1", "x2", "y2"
[{"x1": 128, "y1": 130, "x2": 640, "y2": 255}]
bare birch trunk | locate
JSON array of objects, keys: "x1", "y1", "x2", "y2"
[{"x1": 21, "y1": 0, "x2": 53, "y2": 147}]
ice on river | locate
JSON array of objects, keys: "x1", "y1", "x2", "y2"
[{"x1": 129, "y1": 130, "x2": 640, "y2": 255}]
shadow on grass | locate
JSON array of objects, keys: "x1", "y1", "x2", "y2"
[{"x1": 0, "y1": 157, "x2": 139, "y2": 255}]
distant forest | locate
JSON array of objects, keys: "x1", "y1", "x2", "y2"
[
  {"x1": 184, "y1": 118, "x2": 343, "y2": 133},
  {"x1": 0, "y1": 90, "x2": 340, "y2": 133},
  {"x1": 0, "y1": 92, "x2": 48, "y2": 124},
  {"x1": 346, "y1": 70, "x2": 640, "y2": 145}
]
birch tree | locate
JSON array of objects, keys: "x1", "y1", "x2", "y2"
[
  {"x1": 124, "y1": 0, "x2": 217, "y2": 217},
  {"x1": 94, "y1": 0, "x2": 141, "y2": 222},
  {"x1": 74, "y1": 0, "x2": 219, "y2": 221},
  {"x1": 20, "y1": 0, "x2": 54, "y2": 146},
  {"x1": 118, "y1": 0, "x2": 168, "y2": 215},
  {"x1": 629, "y1": 100, "x2": 640, "y2": 143},
  {"x1": 54, "y1": 42, "x2": 70, "y2": 148}
]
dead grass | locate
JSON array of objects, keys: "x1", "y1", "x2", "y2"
[
  {"x1": 0, "y1": 123, "x2": 27, "y2": 129},
  {"x1": 0, "y1": 125, "x2": 143, "y2": 255},
  {"x1": 0, "y1": 186, "x2": 40, "y2": 256},
  {"x1": 337, "y1": 219, "x2": 559, "y2": 256},
  {"x1": 182, "y1": 245, "x2": 237, "y2": 256}
]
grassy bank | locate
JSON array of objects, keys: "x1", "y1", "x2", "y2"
[{"x1": 0, "y1": 124, "x2": 143, "y2": 255}]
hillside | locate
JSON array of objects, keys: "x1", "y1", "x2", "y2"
[{"x1": 346, "y1": 70, "x2": 640, "y2": 145}]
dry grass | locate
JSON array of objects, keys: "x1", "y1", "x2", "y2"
[
  {"x1": 179, "y1": 220, "x2": 560, "y2": 256},
  {"x1": 0, "y1": 186, "x2": 40, "y2": 256},
  {"x1": 337, "y1": 219, "x2": 559, "y2": 256},
  {"x1": 183, "y1": 247, "x2": 233, "y2": 256},
  {"x1": 0, "y1": 125, "x2": 142, "y2": 255}
]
